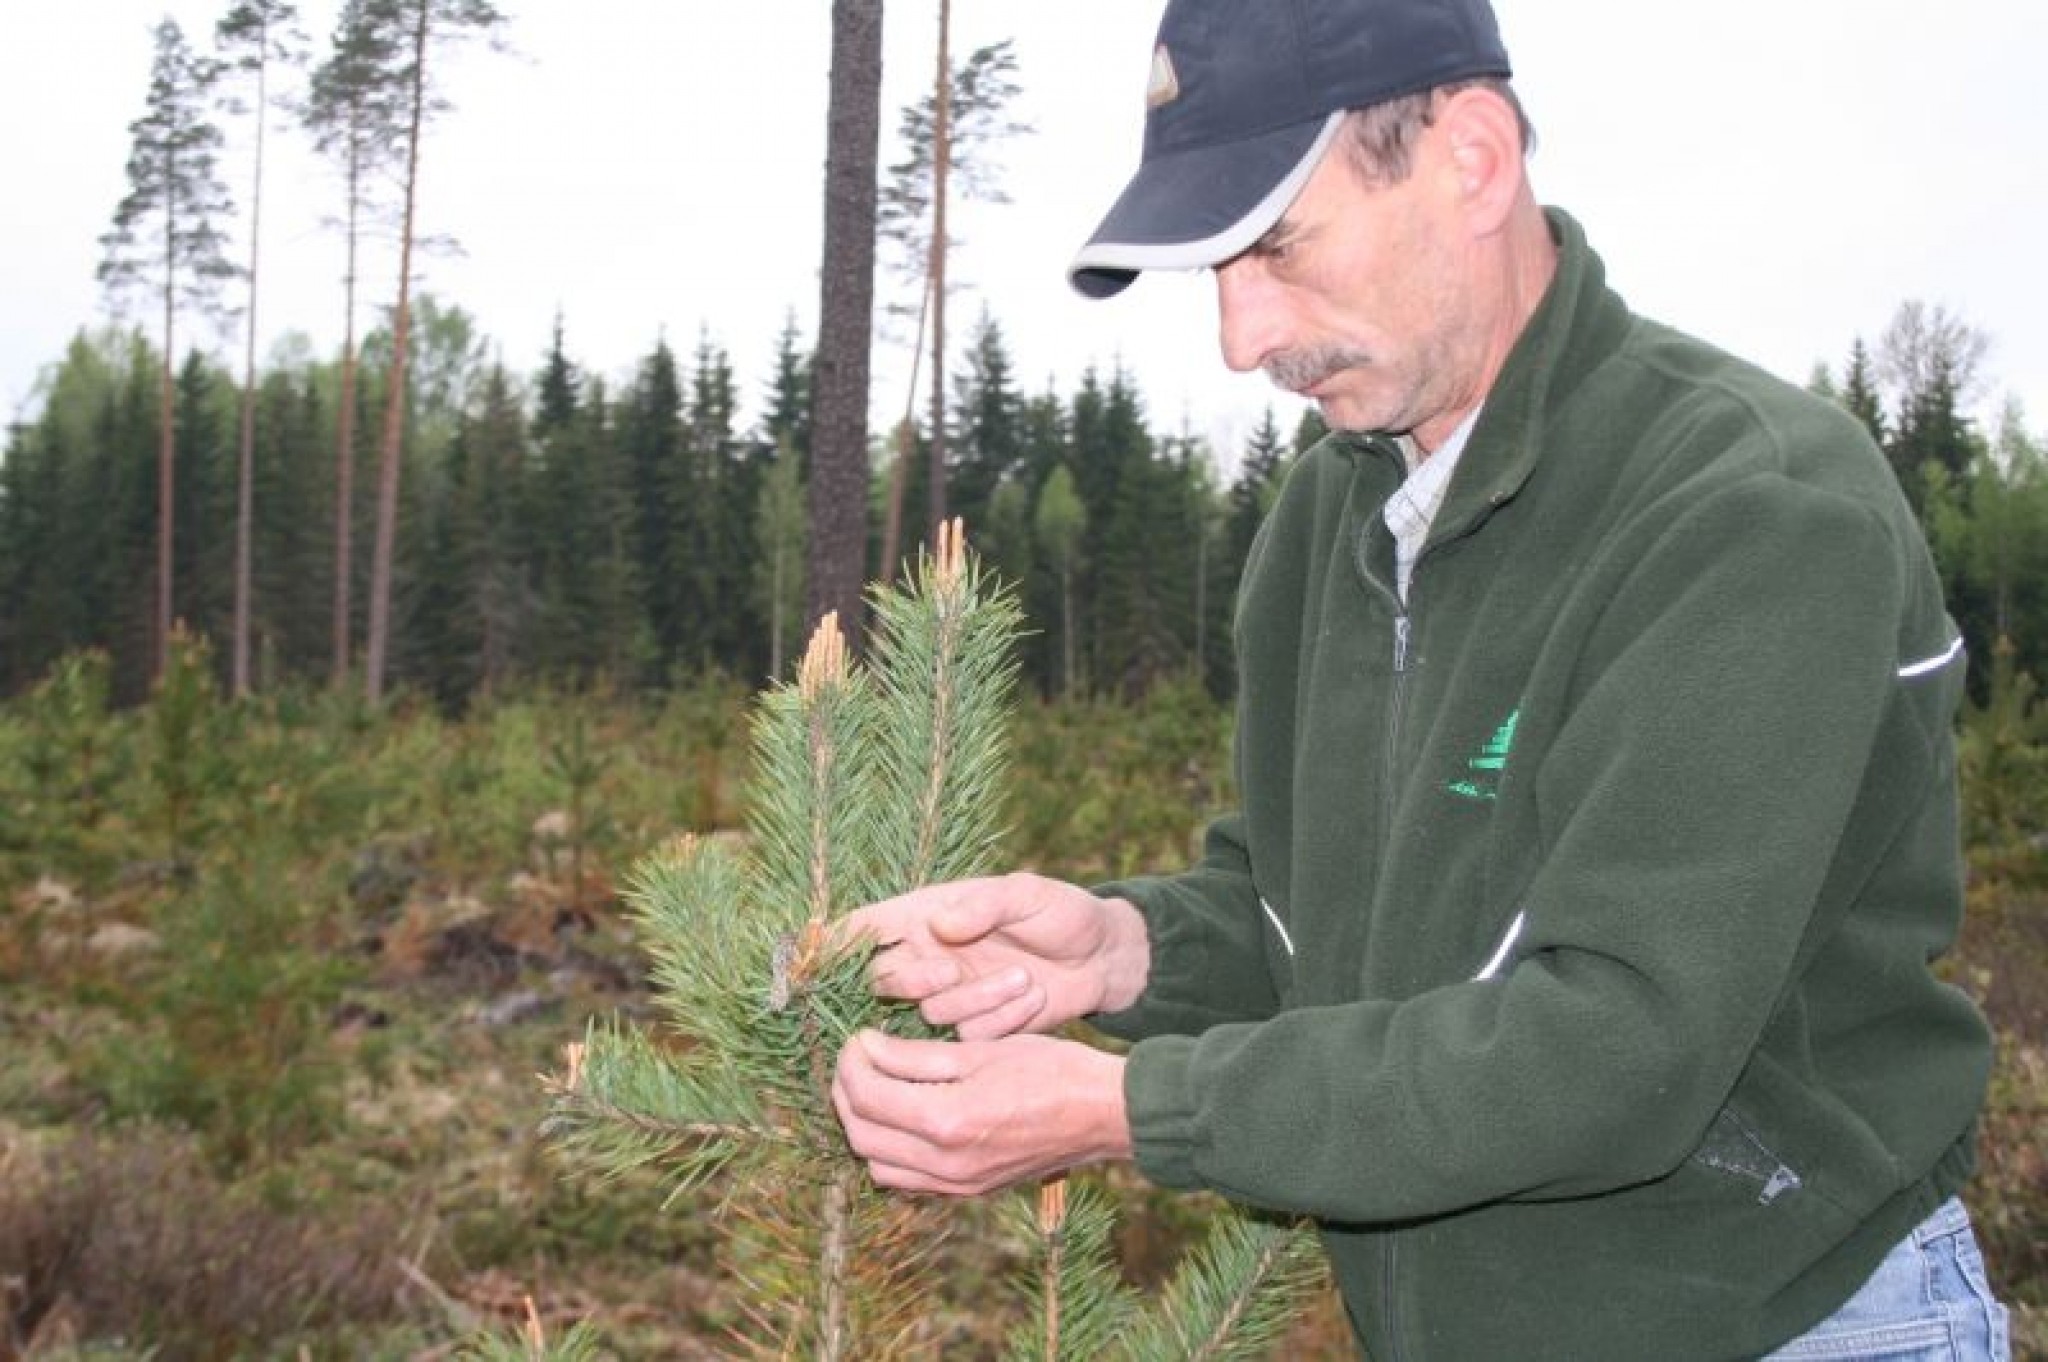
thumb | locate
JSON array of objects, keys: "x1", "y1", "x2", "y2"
[{"x1": 928, "y1": 877, "x2": 1033, "y2": 946}]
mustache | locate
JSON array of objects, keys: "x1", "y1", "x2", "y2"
[{"x1": 1263, "y1": 345, "x2": 1372, "y2": 393}]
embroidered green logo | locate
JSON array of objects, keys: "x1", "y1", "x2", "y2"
[{"x1": 1448, "y1": 709, "x2": 1519, "y2": 802}]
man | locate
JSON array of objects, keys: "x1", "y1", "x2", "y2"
[{"x1": 830, "y1": 0, "x2": 2011, "y2": 1356}]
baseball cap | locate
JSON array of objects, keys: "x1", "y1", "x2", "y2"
[{"x1": 1068, "y1": 0, "x2": 1512, "y2": 299}]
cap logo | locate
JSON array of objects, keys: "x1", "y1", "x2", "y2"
[{"x1": 1146, "y1": 44, "x2": 1180, "y2": 109}]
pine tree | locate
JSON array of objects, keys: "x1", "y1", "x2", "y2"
[
  {"x1": 304, "y1": 0, "x2": 404, "y2": 687},
  {"x1": 214, "y1": 0, "x2": 306, "y2": 696},
  {"x1": 877, "y1": 31, "x2": 1029, "y2": 560},
  {"x1": 540, "y1": 526, "x2": 1321, "y2": 1356},
  {"x1": 99, "y1": 17, "x2": 240, "y2": 684},
  {"x1": 358, "y1": 0, "x2": 508, "y2": 705},
  {"x1": 808, "y1": 0, "x2": 886, "y2": 648}
]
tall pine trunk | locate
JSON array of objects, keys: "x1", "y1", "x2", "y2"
[
  {"x1": 806, "y1": 0, "x2": 884, "y2": 648},
  {"x1": 231, "y1": 28, "x2": 272, "y2": 699},
  {"x1": 925, "y1": 0, "x2": 952, "y2": 542},
  {"x1": 878, "y1": 278, "x2": 931, "y2": 585},
  {"x1": 364, "y1": 0, "x2": 430, "y2": 705},
  {"x1": 332, "y1": 219, "x2": 359, "y2": 687},
  {"x1": 155, "y1": 197, "x2": 177, "y2": 686}
]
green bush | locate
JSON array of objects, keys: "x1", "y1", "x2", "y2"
[{"x1": 80, "y1": 840, "x2": 354, "y2": 1170}]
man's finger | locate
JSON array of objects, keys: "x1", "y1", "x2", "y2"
[
  {"x1": 869, "y1": 951, "x2": 962, "y2": 999},
  {"x1": 919, "y1": 969, "x2": 1033, "y2": 1029},
  {"x1": 950, "y1": 983, "x2": 1047, "y2": 1042},
  {"x1": 926, "y1": 878, "x2": 1034, "y2": 946},
  {"x1": 855, "y1": 1029, "x2": 973, "y2": 1084},
  {"x1": 840, "y1": 879, "x2": 985, "y2": 948}
]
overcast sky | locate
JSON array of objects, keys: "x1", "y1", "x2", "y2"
[{"x1": 4, "y1": 1, "x2": 2044, "y2": 470}]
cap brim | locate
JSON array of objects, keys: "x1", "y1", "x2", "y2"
[{"x1": 1068, "y1": 110, "x2": 1347, "y2": 299}]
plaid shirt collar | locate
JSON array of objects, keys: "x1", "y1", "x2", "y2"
[{"x1": 1383, "y1": 405, "x2": 1482, "y2": 601}]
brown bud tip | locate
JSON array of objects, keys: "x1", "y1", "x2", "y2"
[
  {"x1": 1038, "y1": 1174, "x2": 1069, "y2": 1235},
  {"x1": 934, "y1": 517, "x2": 968, "y2": 587},
  {"x1": 798, "y1": 612, "x2": 848, "y2": 699}
]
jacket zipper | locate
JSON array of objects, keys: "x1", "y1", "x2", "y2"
[
  {"x1": 1354, "y1": 444, "x2": 1415, "y2": 1362},
  {"x1": 1377, "y1": 576, "x2": 1418, "y2": 1362},
  {"x1": 1383, "y1": 608, "x2": 1414, "y2": 849},
  {"x1": 1382, "y1": 606, "x2": 1413, "y2": 1362}
]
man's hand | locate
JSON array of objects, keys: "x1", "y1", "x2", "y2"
[
  {"x1": 843, "y1": 873, "x2": 1150, "y2": 1040},
  {"x1": 832, "y1": 1029, "x2": 1131, "y2": 1195}
]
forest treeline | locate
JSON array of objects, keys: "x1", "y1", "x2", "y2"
[
  {"x1": 7, "y1": 4, "x2": 2042, "y2": 714},
  {"x1": 4, "y1": 294, "x2": 2045, "y2": 713},
  {"x1": 0, "y1": 306, "x2": 1324, "y2": 709}
]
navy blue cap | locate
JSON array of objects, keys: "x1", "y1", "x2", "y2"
[{"x1": 1069, "y1": 0, "x2": 1512, "y2": 298}]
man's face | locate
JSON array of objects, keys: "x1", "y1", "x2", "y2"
[{"x1": 1213, "y1": 122, "x2": 1477, "y2": 442}]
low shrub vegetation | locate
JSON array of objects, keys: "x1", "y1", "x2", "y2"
[{"x1": 0, "y1": 657, "x2": 2040, "y2": 1356}]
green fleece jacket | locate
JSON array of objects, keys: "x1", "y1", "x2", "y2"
[{"x1": 1093, "y1": 210, "x2": 1993, "y2": 1361}]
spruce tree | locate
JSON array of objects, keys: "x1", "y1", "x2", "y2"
[
  {"x1": 170, "y1": 352, "x2": 237, "y2": 666},
  {"x1": 755, "y1": 437, "x2": 809, "y2": 682},
  {"x1": 1839, "y1": 337, "x2": 1887, "y2": 449},
  {"x1": 1033, "y1": 465, "x2": 1086, "y2": 700},
  {"x1": 620, "y1": 338, "x2": 688, "y2": 679},
  {"x1": 1227, "y1": 409, "x2": 1290, "y2": 569},
  {"x1": 465, "y1": 364, "x2": 533, "y2": 695},
  {"x1": 1877, "y1": 300, "x2": 1988, "y2": 512},
  {"x1": 541, "y1": 527, "x2": 1320, "y2": 1356},
  {"x1": 249, "y1": 365, "x2": 333, "y2": 685},
  {"x1": 760, "y1": 312, "x2": 814, "y2": 473},
  {"x1": 688, "y1": 335, "x2": 759, "y2": 675},
  {"x1": 950, "y1": 310, "x2": 1028, "y2": 533},
  {"x1": 1084, "y1": 369, "x2": 1184, "y2": 694}
]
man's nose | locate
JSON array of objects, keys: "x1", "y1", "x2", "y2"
[{"x1": 1215, "y1": 258, "x2": 1284, "y2": 374}]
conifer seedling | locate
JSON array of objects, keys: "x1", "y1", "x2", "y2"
[{"x1": 541, "y1": 523, "x2": 1322, "y2": 1357}]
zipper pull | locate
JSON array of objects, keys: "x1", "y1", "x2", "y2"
[{"x1": 1393, "y1": 613, "x2": 1413, "y2": 673}]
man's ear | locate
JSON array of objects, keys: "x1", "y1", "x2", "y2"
[{"x1": 1437, "y1": 87, "x2": 1526, "y2": 237}]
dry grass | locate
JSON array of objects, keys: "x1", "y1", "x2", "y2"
[
  {"x1": 0, "y1": 1128, "x2": 407, "y2": 1359},
  {"x1": 0, "y1": 686, "x2": 2043, "y2": 1357}
]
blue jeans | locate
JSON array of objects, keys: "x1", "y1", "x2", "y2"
[{"x1": 1765, "y1": 1198, "x2": 2011, "y2": 1360}]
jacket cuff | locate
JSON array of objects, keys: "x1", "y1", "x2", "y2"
[
  {"x1": 1087, "y1": 874, "x2": 1222, "y2": 1042},
  {"x1": 1123, "y1": 1033, "x2": 1204, "y2": 1190}
]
